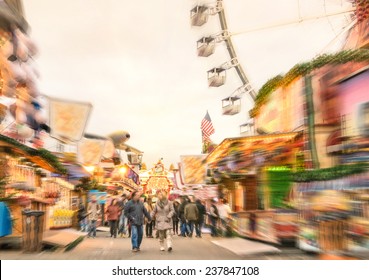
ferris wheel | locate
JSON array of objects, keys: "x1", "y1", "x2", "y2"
[{"x1": 189, "y1": 0, "x2": 360, "y2": 123}]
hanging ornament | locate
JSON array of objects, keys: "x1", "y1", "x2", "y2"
[
  {"x1": 15, "y1": 107, "x2": 26, "y2": 124},
  {"x1": 17, "y1": 124, "x2": 33, "y2": 139},
  {"x1": 15, "y1": 29, "x2": 38, "y2": 57},
  {"x1": 15, "y1": 40, "x2": 28, "y2": 62},
  {"x1": 27, "y1": 81, "x2": 40, "y2": 98},
  {"x1": 0, "y1": 38, "x2": 13, "y2": 58},
  {"x1": 34, "y1": 109, "x2": 47, "y2": 124},
  {"x1": 0, "y1": 85, "x2": 16, "y2": 97},
  {"x1": 6, "y1": 60, "x2": 26, "y2": 83},
  {"x1": 15, "y1": 98, "x2": 26, "y2": 109}
]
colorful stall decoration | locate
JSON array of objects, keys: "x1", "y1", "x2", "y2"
[
  {"x1": 294, "y1": 166, "x2": 369, "y2": 254},
  {"x1": 140, "y1": 160, "x2": 174, "y2": 195},
  {"x1": 180, "y1": 155, "x2": 207, "y2": 185},
  {"x1": 206, "y1": 132, "x2": 303, "y2": 175},
  {"x1": 110, "y1": 164, "x2": 140, "y2": 191},
  {"x1": 49, "y1": 208, "x2": 75, "y2": 229},
  {"x1": 88, "y1": 191, "x2": 107, "y2": 204}
]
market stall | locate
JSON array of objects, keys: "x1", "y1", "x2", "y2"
[
  {"x1": 205, "y1": 132, "x2": 303, "y2": 244},
  {"x1": 0, "y1": 134, "x2": 66, "y2": 237},
  {"x1": 294, "y1": 164, "x2": 369, "y2": 257},
  {"x1": 41, "y1": 177, "x2": 75, "y2": 229}
]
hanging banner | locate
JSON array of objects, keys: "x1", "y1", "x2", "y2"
[
  {"x1": 77, "y1": 137, "x2": 105, "y2": 166},
  {"x1": 48, "y1": 97, "x2": 92, "y2": 143}
]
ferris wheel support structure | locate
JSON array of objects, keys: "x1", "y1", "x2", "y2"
[{"x1": 217, "y1": 0, "x2": 256, "y2": 101}]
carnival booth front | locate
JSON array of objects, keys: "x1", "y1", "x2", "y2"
[
  {"x1": 206, "y1": 132, "x2": 304, "y2": 244},
  {"x1": 293, "y1": 164, "x2": 369, "y2": 258}
]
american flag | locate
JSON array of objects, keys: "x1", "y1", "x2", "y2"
[{"x1": 201, "y1": 111, "x2": 215, "y2": 142}]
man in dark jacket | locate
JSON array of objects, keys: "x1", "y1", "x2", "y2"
[
  {"x1": 124, "y1": 191, "x2": 151, "y2": 252},
  {"x1": 184, "y1": 198, "x2": 199, "y2": 238},
  {"x1": 178, "y1": 196, "x2": 189, "y2": 237},
  {"x1": 195, "y1": 199, "x2": 206, "y2": 238},
  {"x1": 77, "y1": 201, "x2": 88, "y2": 232},
  {"x1": 209, "y1": 199, "x2": 219, "y2": 237}
]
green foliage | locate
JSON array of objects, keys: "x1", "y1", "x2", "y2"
[
  {"x1": 292, "y1": 163, "x2": 369, "y2": 182},
  {"x1": 75, "y1": 177, "x2": 105, "y2": 193},
  {"x1": 64, "y1": 236, "x2": 84, "y2": 252},
  {"x1": 0, "y1": 134, "x2": 67, "y2": 174},
  {"x1": 250, "y1": 49, "x2": 369, "y2": 118},
  {"x1": 75, "y1": 177, "x2": 94, "y2": 192}
]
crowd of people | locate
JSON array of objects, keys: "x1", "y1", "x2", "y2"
[{"x1": 77, "y1": 191, "x2": 233, "y2": 253}]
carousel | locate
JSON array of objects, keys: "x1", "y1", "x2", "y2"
[{"x1": 140, "y1": 159, "x2": 174, "y2": 197}]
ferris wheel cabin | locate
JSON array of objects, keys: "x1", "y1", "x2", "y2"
[
  {"x1": 190, "y1": 6, "x2": 209, "y2": 27},
  {"x1": 197, "y1": 37, "x2": 216, "y2": 57},
  {"x1": 222, "y1": 96, "x2": 241, "y2": 115},
  {"x1": 207, "y1": 67, "x2": 226, "y2": 87}
]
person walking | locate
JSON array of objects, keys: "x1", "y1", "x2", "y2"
[
  {"x1": 77, "y1": 200, "x2": 88, "y2": 232},
  {"x1": 172, "y1": 200, "x2": 180, "y2": 235},
  {"x1": 184, "y1": 197, "x2": 199, "y2": 238},
  {"x1": 151, "y1": 191, "x2": 174, "y2": 251},
  {"x1": 209, "y1": 199, "x2": 219, "y2": 237},
  {"x1": 106, "y1": 198, "x2": 121, "y2": 238},
  {"x1": 118, "y1": 194, "x2": 128, "y2": 237},
  {"x1": 195, "y1": 199, "x2": 206, "y2": 238},
  {"x1": 218, "y1": 199, "x2": 232, "y2": 236},
  {"x1": 124, "y1": 191, "x2": 151, "y2": 252},
  {"x1": 87, "y1": 195, "x2": 100, "y2": 238},
  {"x1": 144, "y1": 197, "x2": 154, "y2": 238},
  {"x1": 178, "y1": 196, "x2": 188, "y2": 237}
]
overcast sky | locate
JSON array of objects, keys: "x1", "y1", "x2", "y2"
[{"x1": 23, "y1": 0, "x2": 352, "y2": 168}]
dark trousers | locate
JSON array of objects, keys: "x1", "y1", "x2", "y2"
[
  {"x1": 180, "y1": 220, "x2": 188, "y2": 236},
  {"x1": 187, "y1": 220, "x2": 196, "y2": 236},
  {"x1": 145, "y1": 221, "x2": 153, "y2": 237},
  {"x1": 109, "y1": 220, "x2": 118, "y2": 237},
  {"x1": 172, "y1": 220, "x2": 179, "y2": 234},
  {"x1": 195, "y1": 221, "x2": 203, "y2": 237},
  {"x1": 209, "y1": 216, "x2": 218, "y2": 237}
]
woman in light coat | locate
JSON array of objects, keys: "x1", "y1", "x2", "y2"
[{"x1": 151, "y1": 191, "x2": 174, "y2": 251}]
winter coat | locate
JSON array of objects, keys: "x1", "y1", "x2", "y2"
[
  {"x1": 178, "y1": 201, "x2": 188, "y2": 222},
  {"x1": 151, "y1": 199, "x2": 174, "y2": 230},
  {"x1": 209, "y1": 204, "x2": 219, "y2": 219},
  {"x1": 106, "y1": 205, "x2": 121, "y2": 221},
  {"x1": 172, "y1": 204, "x2": 179, "y2": 222},
  {"x1": 184, "y1": 202, "x2": 199, "y2": 222},
  {"x1": 124, "y1": 200, "x2": 151, "y2": 226},
  {"x1": 87, "y1": 201, "x2": 100, "y2": 221},
  {"x1": 196, "y1": 202, "x2": 206, "y2": 223}
]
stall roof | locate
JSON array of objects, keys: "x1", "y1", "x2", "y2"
[
  {"x1": 206, "y1": 132, "x2": 303, "y2": 165},
  {"x1": 0, "y1": 134, "x2": 67, "y2": 174}
]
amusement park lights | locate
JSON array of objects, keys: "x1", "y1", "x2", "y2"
[{"x1": 83, "y1": 165, "x2": 95, "y2": 174}]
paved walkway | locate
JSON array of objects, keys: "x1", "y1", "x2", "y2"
[{"x1": 0, "y1": 230, "x2": 316, "y2": 260}]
